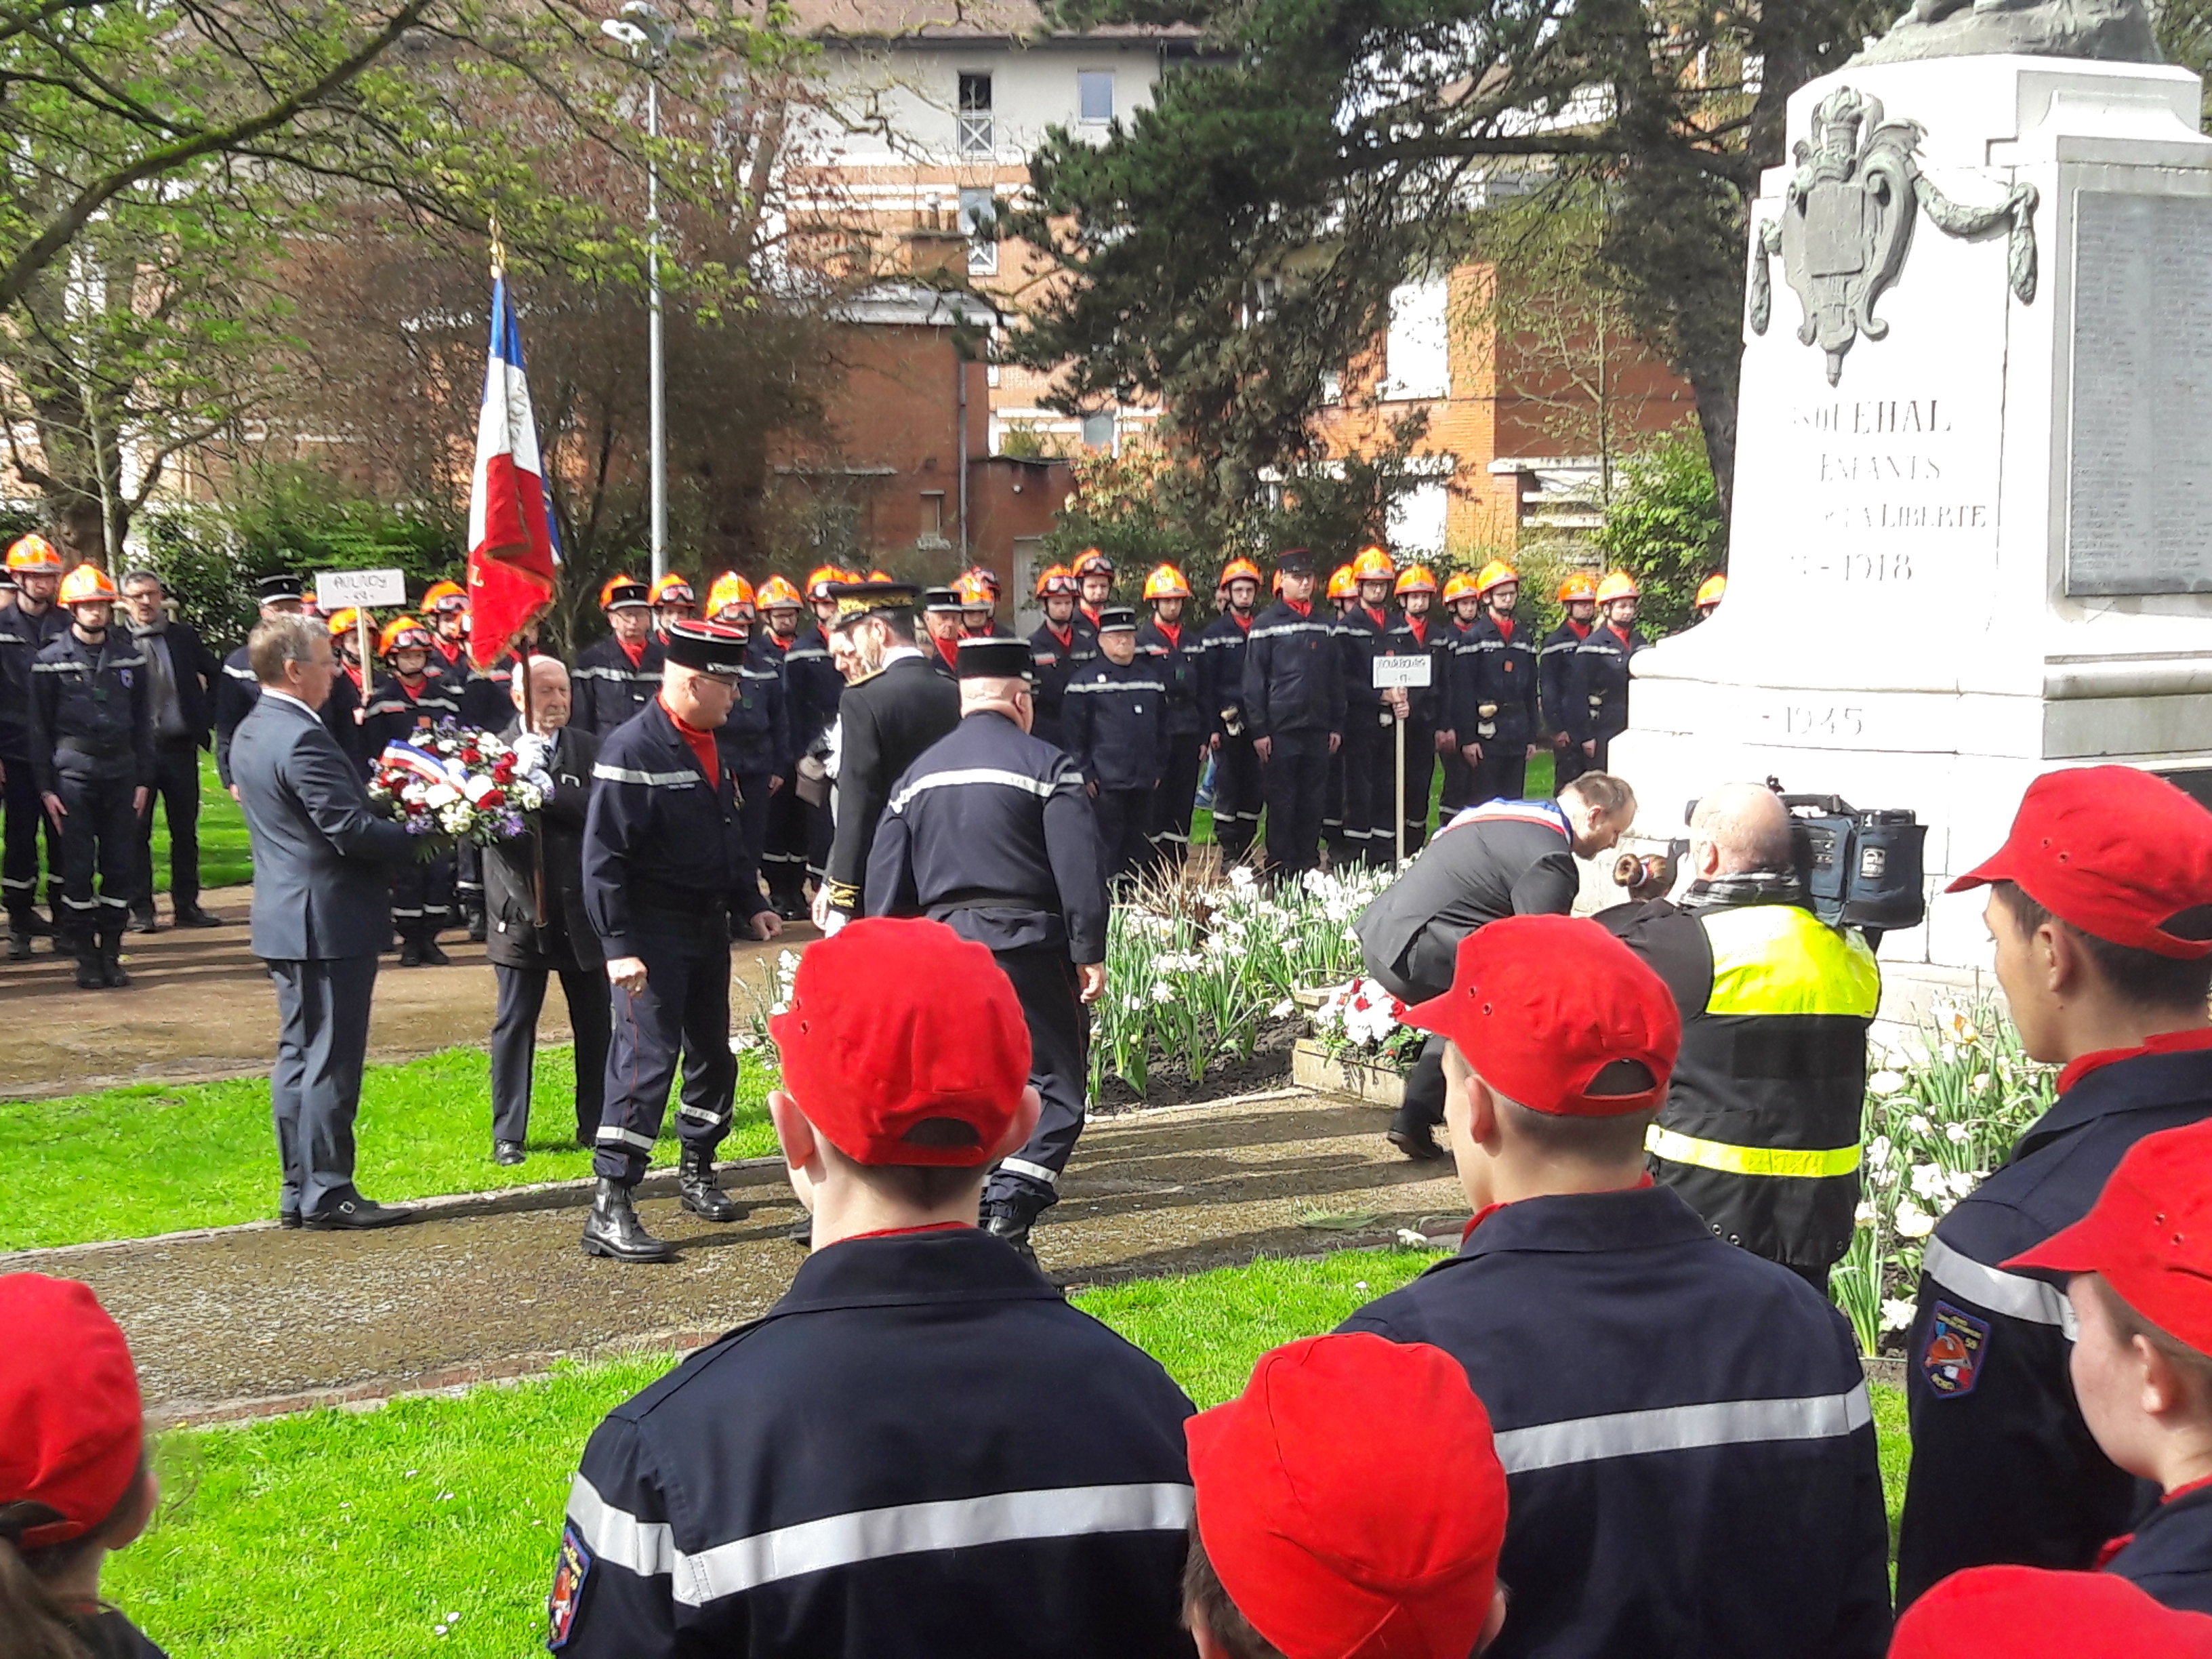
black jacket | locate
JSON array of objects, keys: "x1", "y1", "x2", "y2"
[
  {"x1": 30, "y1": 628, "x2": 153, "y2": 791},
  {"x1": 1897, "y1": 1037, "x2": 2212, "y2": 1607},
  {"x1": 360, "y1": 669, "x2": 464, "y2": 766},
  {"x1": 1135, "y1": 620, "x2": 1204, "y2": 739},
  {"x1": 553, "y1": 1228, "x2": 1197, "y2": 1659},
  {"x1": 1335, "y1": 605, "x2": 1391, "y2": 724},
  {"x1": 1355, "y1": 798, "x2": 1580, "y2": 1002},
  {"x1": 1538, "y1": 620, "x2": 1591, "y2": 739},
  {"x1": 129, "y1": 618, "x2": 220, "y2": 747},
  {"x1": 1065, "y1": 655, "x2": 1166, "y2": 792},
  {"x1": 823, "y1": 651, "x2": 960, "y2": 915},
  {"x1": 866, "y1": 710, "x2": 1108, "y2": 964},
  {"x1": 1451, "y1": 615, "x2": 1540, "y2": 750},
  {"x1": 1570, "y1": 622, "x2": 1648, "y2": 744},
  {"x1": 1380, "y1": 614, "x2": 1446, "y2": 730},
  {"x1": 1027, "y1": 620, "x2": 1092, "y2": 748},
  {"x1": 572, "y1": 635, "x2": 663, "y2": 736},
  {"x1": 483, "y1": 724, "x2": 602, "y2": 972},
  {"x1": 1342, "y1": 1186, "x2": 1891, "y2": 1659},
  {"x1": 1194, "y1": 611, "x2": 1256, "y2": 739},
  {"x1": 0, "y1": 601, "x2": 68, "y2": 762},
  {"x1": 714, "y1": 657, "x2": 792, "y2": 779},
  {"x1": 2107, "y1": 1481, "x2": 2212, "y2": 1616},
  {"x1": 1241, "y1": 599, "x2": 1343, "y2": 739},
  {"x1": 757, "y1": 626, "x2": 842, "y2": 756}
]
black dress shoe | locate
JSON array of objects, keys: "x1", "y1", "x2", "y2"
[
  {"x1": 493, "y1": 1141, "x2": 525, "y2": 1166},
  {"x1": 7, "y1": 930, "x2": 30, "y2": 962},
  {"x1": 397, "y1": 939, "x2": 423, "y2": 968},
  {"x1": 173, "y1": 907, "x2": 226, "y2": 928},
  {"x1": 127, "y1": 908, "x2": 157, "y2": 934},
  {"x1": 75, "y1": 958, "x2": 105, "y2": 989},
  {"x1": 787, "y1": 1211, "x2": 813, "y2": 1248},
  {"x1": 102, "y1": 953, "x2": 131, "y2": 988},
  {"x1": 1386, "y1": 1126, "x2": 1449, "y2": 1163},
  {"x1": 279, "y1": 1211, "x2": 302, "y2": 1229},
  {"x1": 419, "y1": 939, "x2": 453, "y2": 967},
  {"x1": 302, "y1": 1195, "x2": 419, "y2": 1230},
  {"x1": 581, "y1": 1179, "x2": 673, "y2": 1262}
]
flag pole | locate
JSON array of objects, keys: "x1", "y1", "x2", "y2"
[{"x1": 490, "y1": 218, "x2": 549, "y2": 929}]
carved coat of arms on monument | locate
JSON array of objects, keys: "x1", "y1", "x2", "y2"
[{"x1": 1748, "y1": 85, "x2": 2041, "y2": 384}]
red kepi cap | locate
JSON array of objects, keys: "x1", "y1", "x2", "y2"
[
  {"x1": 1403, "y1": 914, "x2": 1680, "y2": 1115},
  {"x1": 1947, "y1": 766, "x2": 2212, "y2": 958},
  {"x1": 2006, "y1": 1117, "x2": 2212, "y2": 1353},
  {"x1": 1890, "y1": 1564, "x2": 2212, "y2": 1658},
  {"x1": 1186, "y1": 1333, "x2": 1509, "y2": 1659},
  {"x1": 769, "y1": 917, "x2": 1030, "y2": 1166},
  {"x1": 0, "y1": 1274, "x2": 144, "y2": 1549}
]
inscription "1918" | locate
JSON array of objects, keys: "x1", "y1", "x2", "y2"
[{"x1": 1788, "y1": 551, "x2": 1916, "y2": 583}]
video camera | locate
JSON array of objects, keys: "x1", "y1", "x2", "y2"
[{"x1": 1661, "y1": 779, "x2": 1927, "y2": 933}]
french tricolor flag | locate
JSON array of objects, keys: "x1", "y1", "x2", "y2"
[{"x1": 465, "y1": 275, "x2": 560, "y2": 670}]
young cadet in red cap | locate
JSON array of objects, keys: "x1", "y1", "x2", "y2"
[
  {"x1": 1339, "y1": 913, "x2": 1891, "y2": 1658},
  {"x1": 549, "y1": 917, "x2": 1198, "y2": 1659},
  {"x1": 1888, "y1": 1563, "x2": 2212, "y2": 1658},
  {"x1": 1896, "y1": 766, "x2": 2212, "y2": 1606},
  {"x1": 2001, "y1": 1116, "x2": 2212, "y2": 1614},
  {"x1": 0, "y1": 1273, "x2": 167, "y2": 1658},
  {"x1": 1183, "y1": 1332, "x2": 1509, "y2": 1659}
]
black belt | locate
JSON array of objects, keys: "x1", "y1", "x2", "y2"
[
  {"x1": 632, "y1": 878, "x2": 728, "y2": 916},
  {"x1": 931, "y1": 888, "x2": 1056, "y2": 914},
  {"x1": 57, "y1": 736, "x2": 130, "y2": 762}
]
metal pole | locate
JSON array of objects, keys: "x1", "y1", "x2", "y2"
[
  {"x1": 647, "y1": 76, "x2": 667, "y2": 583},
  {"x1": 1394, "y1": 708, "x2": 1408, "y2": 869}
]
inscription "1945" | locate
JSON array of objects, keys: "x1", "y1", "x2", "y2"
[{"x1": 1766, "y1": 705, "x2": 1867, "y2": 740}]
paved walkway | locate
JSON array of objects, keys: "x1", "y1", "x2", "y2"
[
  {"x1": 0, "y1": 886, "x2": 808, "y2": 1099},
  {"x1": 7, "y1": 1090, "x2": 1460, "y2": 1423}
]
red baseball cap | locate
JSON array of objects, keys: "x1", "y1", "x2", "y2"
[
  {"x1": 2005, "y1": 1117, "x2": 2212, "y2": 1352},
  {"x1": 1187, "y1": 1334, "x2": 1507, "y2": 1659},
  {"x1": 0, "y1": 1274, "x2": 144, "y2": 1549},
  {"x1": 1946, "y1": 766, "x2": 2212, "y2": 958},
  {"x1": 1891, "y1": 1564, "x2": 2212, "y2": 1658},
  {"x1": 1403, "y1": 914, "x2": 1679, "y2": 1116},
  {"x1": 769, "y1": 918, "x2": 1030, "y2": 1166}
]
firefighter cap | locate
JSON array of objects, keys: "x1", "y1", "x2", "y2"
[
  {"x1": 650, "y1": 575, "x2": 695, "y2": 609},
  {"x1": 1095, "y1": 605, "x2": 1139, "y2": 634},
  {"x1": 1946, "y1": 766, "x2": 2212, "y2": 959},
  {"x1": 1188, "y1": 1334, "x2": 1507, "y2": 1659},
  {"x1": 825, "y1": 580, "x2": 919, "y2": 625},
  {"x1": 1073, "y1": 548, "x2": 1114, "y2": 579},
  {"x1": 1394, "y1": 565, "x2": 1439, "y2": 597},
  {"x1": 256, "y1": 573, "x2": 306, "y2": 607},
  {"x1": 58, "y1": 565, "x2": 119, "y2": 607},
  {"x1": 1036, "y1": 564, "x2": 1079, "y2": 600},
  {"x1": 1219, "y1": 557, "x2": 1263, "y2": 590},
  {"x1": 1889, "y1": 1564, "x2": 2212, "y2": 1659},
  {"x1": 1142, "y1": 564, "x2": 1191, "y2": 601},
  {"x1": 1326, "y1": 566, "x2": 1357, "y2": 601},
  {"x1": 421, "y1": 579, "x2": 468, "y2": 615},
  {"x1": 1275, "y1": 548, "x2": 1317, "y2": 577},
  {"x1": 1441, "y1": 571, "x2": 1480, "y2": 605},
  {"x1": 4, "y1": 534, "x2": 64, "y2": 575},
  {"x1": 922, "y1": 586, "x2": 965, "y2": 615},
  {"x1": 805, "y1": 566, "x2": 848, "y2": 601},
  {"x1": 0, "y1": 1275, "x2": 144, "y2": 1551},
  {"x1": 1556, "y1": 573, "x2": 1598, "y2": 605},
  {"x1": 770, "y1": 917, "x2": 1031, "y2": 1167},
  {"x1": 1595, "y1": 570, "x2": 1640, "y2": 603},
  {"x1": 1696, "y1": 573, "x2": 1728, "y2": 608},
  {"x1": 1404, "y1": 914, "x2": 1679, "y2": 1117},
  {"x1": 327, "y1": 607, "x2": 363, "y2": 638},
  {"x1": 756, "y1": 575, "x2": 803, "y2": 610},
  {"x1": 706, "y1": 573, "x2": 756, "y2": 619},
  {"x1": 953, "y1": 573, "x2": 995, "y2": 608},
  {"x1": 1473, "y1": 560, "x2": 1518, "y2": 597},
  {"x1": 378, "y1": 615, "x2": 432, "y2": 657},
  {"x1": 600, "y1": 575, "x2": 650, "y2": 611},
  {"x1": 661, "y1": 618, "x2": 750, "y2": 678},
  {"x1": 1351, "y1": 544, "x2": 1396, "y2": 583}
]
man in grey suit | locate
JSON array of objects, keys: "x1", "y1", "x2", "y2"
[{"x1": 230, "y1": 613, "x2": 422, "y2": 1230}]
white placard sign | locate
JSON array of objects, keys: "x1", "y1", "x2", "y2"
[
  {"x1": 1372, "y1": 652, "x2": 1433, "y2": 689},
  {"x1": 316, "y1": 567, "x2": 409, "y2": 609}
]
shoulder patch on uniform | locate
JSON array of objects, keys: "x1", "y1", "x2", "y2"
[
  {"x1": 547, "y1": 1520, "x2": 593, "y2": 1650},
  {"x1": 1922, "y1": 1300, "x2": 1992, "y2": 1399}
]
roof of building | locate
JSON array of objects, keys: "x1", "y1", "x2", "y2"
[{"x1": 788, "y1": 0, "x2": 1203, "y2": 43}]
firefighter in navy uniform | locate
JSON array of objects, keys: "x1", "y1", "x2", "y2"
[
  {"x1": 1380, "y1": 563, "x2": 1446, "y2": 855},
  {"x1": 705, "y1": 574, "x2": 791, "y2": 893},
  {"x1": 754, "y1": 574, "x2": 840, "y2": 918},
  {"x1": 1340, "y1": 915, "x2": 1893, "y2": 1658},
  {"x1": 1435, "y1": 571, "x2": 1483, "y2": 817},
  {"x1": 581, "y1": 619, "x2": 782, "y2": 1264},
  {"x1": 1896, "y1": 766, "x2": 2212, "y2": 1607},
  {"x1": 571, "y1": 576, "x2": 661, "y2": 735},
  {"x1": 548, "y1": 918, "x2": 1195, "y2": 1659},
  {"x1": 30, "y1": 565, "x2": 152, "y2": 989},
  {"x1": 1320, "y1": 565, "x2": 1357, "y2": 861},
  {"x1": 1539, "y1": 572, "x2": 1597, "y2": 796},
  {"x1": 1025, "y1": 565, "x2": 1088, "y2": 750},
  {"x1": 1073, "y1": 548, "x2": 1115, "y2": 633},
  {"x1": 867, "y1": 636, "x2": 1108, "y2": 1267},
  {"x1": 315, "y1": 609, "x2": 370, "y2": 775},
  {"x1": 1336, "y1": 545, "x2": 1398, "y2": 867},
  {"x1": 1570, "y1": 569, "x2": 1649, "y2": 773},
  {"x1": 423, "y1": 579, "x2": 493, "y2": 941},
  {"x1": 1135, "y1": 566, "x2": 1204, "y2": 867},
  {"x1": 920, "y1": 586, "x2": 966, "y2": 680},
  {"x1": 362, "y1": 615, "x2": 464, "y2": 966},
  {"x1": 2, "y1": 535, "x2": 74, "y2": 954},
  {"x1": 1196, "y1": 557, "x2": 1263, "y2": 863},
  {"x1": 1064, "y1": 606, "x2": 1162, "y2": 885},
  {"x1": 1449, "y1": 561, "x2": 1540, "y2": 808},
  {"x1": 1243, "y1": 549, "x2": 1343, "y2": 879}
]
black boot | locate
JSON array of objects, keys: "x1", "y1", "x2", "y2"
[
  {"x1": 982, "y1": 1188, "x2": 1049, "y2": 1267},
  {"x1": 6, "y1": 927, "x2": 28, "y2": 962},
  {"x1": 466, "y1": 905, "x2": 488, "y2": 944},
  {"x1": 678, "y1": 1146, "x2": 743, "y2": 1222},
  {"x1": 74, "y1": 945, "x2": 104, "y2": 989},
  {"x1": 418, "y1": 933, "x2": 453, "y2": 967},
  {"x1": 397, "y1": 935, "x2": 423, "y2": 968},
  {"x1": 128, "y1": 904, "x2": 157, "y2": 934},
  {"x1": 581, "y1": 1179, "x2": 674, "y2": 1262},
  {"x1": 101, "y1": 935, "x2": 129, "y2": 988}
]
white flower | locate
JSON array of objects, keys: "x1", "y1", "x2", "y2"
[
  {"x1": 1269, "y1": 999, "x2": 1294, "y2": 1019},
  {"x1": 1395, "y1": 1227, "x2": 1433, "y2": 1248},
  {"x1": 1853, "y1": 1201, "x2": 1877, "y2": 1227},
  {"x1": 1868, "y1": 1134, "x2": 1893, "y2": 1169},
  {"x1": 1228, "y1": 864, "x2": 1256, "y2": 890},
  {"x1": 1894, "y1": 1202, "x2": 1936, "y2": 1238},
  {"x1": 1947, "y1": 1169, "x2": 1980, "y2": 1198},
  {"x1": 1867, "y1": 1070, "x2": 1907, "y2": 1097},
  {"x1": 1353, "y1": 1281, "x2": 1369, "y2": 1292},
  {"x1": 1946, "y1": 1123, "x2": 1970, "y2": 1144},
  {"x1": 1971, "y1": 1072, "x2": 1992, "y2": 1093},
  {"x1": 1881, "y1": 1298, "x2": 1917, "y2": 1332},
  {"x1": 1150, "y1": 981, "x2": 1175, "y2": 1004},
  {"x1": 1910, "y1": 1163, "x2": 1949, "y2": 1200},
  {"x1": 1908, "y1": 1115, "x2": 1933, "y2": 1136}
]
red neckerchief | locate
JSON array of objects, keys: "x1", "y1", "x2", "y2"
[
  {"x1": 1408, "y1": 616, "x2": 1429, "y2": 644},
  {"x1": 343, "y1": 661, "x2": 365, "y2": 692},
  {"x1": 619, "y1": 636, "x2": 646, "y2": 668},
  {"x1": 1494, "y1": 615, "x2": 1515, "y2": 642},
  {"x1": 1048, "y1": 623, "x2": 1073, "y2": 649},
  {"x1": 768, "y1": 632, "x2": 792, "y2": 654},
  {"x1": 1569, "y1": 619, "x2": 1592, "y2": 642},
  {"x1": 1233, "y1": 611, "x2": 1253, "y2": 633},
  {"x1": 935, "y1": 633, "x2": 960, "y2": 668},
  {"x1": 1081, "y1": 604, "x2": 1103, "y2": 629},
  {"x1": 1607, "y1": 623, "x2": 1632, "y2": 647},
  {"x1": 840, "y1": 1221, "x2": 972, "y2": 1243},
  {"x1": 659, "y1": 693, "x2": 719, "y2": 781},
  {"x1": 1155, "y1": 621, "x2": 1182, "y2": 651},
  {"x1": 1285, "y1": 598, "x2": 1312, "y2": 618},
  {"x1": 2060, "y1": 1027, "x2": 2212, "y2": 1094},
  {"x1": 1460, "y1": 1172, "x2": 1656, "y2": 1242},
  {"x1": 1364, "y1": 605, "x2": 1388, "y2": 628},
  {"x1": 396, "y1": 674, "x2": 427, "y2": 700},
  {"x1": 434, "y1": 639, "x2": 465, "y2": 669}
]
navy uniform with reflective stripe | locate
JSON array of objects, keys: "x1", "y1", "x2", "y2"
[
  {"x1": 362, "y1": 669, "x2": 466, "y2": 939},
  {"x1": 1538, "y1": 619, "x2": 1592, "y2": 794},
  {"x1": 1597, "y1": 892, "x2": 1881, "y2": 1282},
  {"x1": 1379, "y1": 613, "x2": 1443, "y2": 853},
  {"x1": 713, "y1": 657, "x2": 792, "y2": 877},
  {"x1": 583, "y1": 699, "x2": 773, "y2": 1185},
  {"x1": 1242, "y1": 600, "x2": 1343, "y2": 875},
  {"x1": 1333, "y1": 606, "x2": 1393, "y2": 865},
  {"x1": 1025, "y1": 621, "x2": 1090, "y2": 750},
  {"x1": 216, "y1": 644, "x2": 358, "y2": 787},
  {"x1": 758, "y1": 625, "x2": 841, "y2": 893},
  {"x1": 552, "y1": 1228, "x2": 1197, "y2": 1658},
  {"x1": 572, "y1": 636, "x2": 664, "y2": 735},
  {"x1": 1569, "y1": 621, "x2": 1648, "y2": 770},
  {"x1": 0, "y1": 602, "x2": 66, "y2": 926},
  {"x1": 1452, "y1": 615, "x2": 1540, "y2": 806},
  {"x1": 1342, "y1": 1185, "x2": 1891, "y2": 1657},
  {"x1": 1896, "y1": 1037, "x2": 2212, "y2": 1606},
  {"x1": 1193, "y1": 613, "x2": 1258, "y2": 859},
  {"x1": 1064, "y1": 655, "x2": 1164, "y2": 880},
  {"x1": 1135, "y1": 620, "x2": 1203, "y2": 862},
  {"x1": 30, "y1": 628, "x2": 152, "y2": 947},
  {"x1": 2106, "y1": 1483, "x2": 2212, "y2": 1615},
  {"x1": 867, "y1": 710, "x2": 1107, "y2": 1211}
]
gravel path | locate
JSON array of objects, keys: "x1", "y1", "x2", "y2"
[{"x1": 9, "y1": 1090, "x2": 1460, "y2": 1423}]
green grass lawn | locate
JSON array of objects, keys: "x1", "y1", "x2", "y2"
[
  {"x1": 104, "y1": 1245, "x2": 1909, "y2": 1659},
  {"x1": 0, "y1": 1047, "x2": 779, "y2": 1250},
  {"x1": 146, "y1": 751, "x2": 253, "y2": 895}
]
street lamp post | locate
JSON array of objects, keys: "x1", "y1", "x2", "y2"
[{"x1": 601, "y1": 2, "x2": 674, "y2": 582}]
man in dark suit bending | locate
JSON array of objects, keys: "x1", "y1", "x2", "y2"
[{"x1": 230, "y1": 613, "x2": 422, "y2": 1230}]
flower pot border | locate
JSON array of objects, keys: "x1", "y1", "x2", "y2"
[{"x1": 1292, "y1": 1037, "x2": 1408, "y2": 1107}]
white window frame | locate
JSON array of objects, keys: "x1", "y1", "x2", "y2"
[{"x1": 1380, "y1": 278, "x2": 1452, "y2": 402}]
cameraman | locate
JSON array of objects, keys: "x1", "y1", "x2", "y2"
[{"x1": 1594, "y1": 782, "x2": 1881, "y2": 1292}]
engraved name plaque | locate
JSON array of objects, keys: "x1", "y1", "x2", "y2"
[{"x1": 2066, "y1": 192, "x2": 2212, "y2": 596}]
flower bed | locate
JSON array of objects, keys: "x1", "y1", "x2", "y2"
[{"x1": 1830, "y1": 1001, "x2": 2056, "y2": 1357}]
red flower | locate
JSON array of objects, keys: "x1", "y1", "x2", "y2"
[
  {"x1": 460, "y1": 747, "x2": 482, "y2": 764},
  {"x1": 1351, "y1": 994, "x2": 1370, "y2": 1012},
  {"x1": 480, "y1": 789, "x2": 505, "y2": 808}
]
